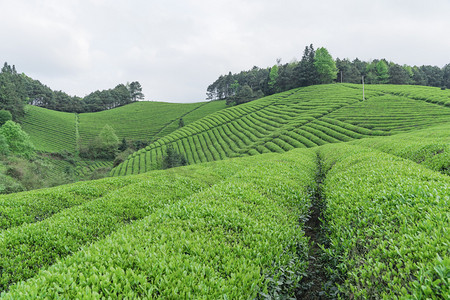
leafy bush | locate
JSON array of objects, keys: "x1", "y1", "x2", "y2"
[
  {"x1": 0, "y1": 121, "x2": 35, "y2": 159},
  {"x1": 318, "y1": 144, "x2": 449, "y2": 298},
  {"x1": 0, "y1": 110, "x2": 12, "y2": 126}
]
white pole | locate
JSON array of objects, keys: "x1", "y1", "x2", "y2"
[{"x1": 362, "y1": 75, "x2": 365, "y2": 100}]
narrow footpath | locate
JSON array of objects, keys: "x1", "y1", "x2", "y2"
[{"x1": 296, "y1": 155, "x2": 329, "y2": 299}]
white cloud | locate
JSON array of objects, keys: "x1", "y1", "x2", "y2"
[{"x1": 0, "y1": 0, "x2": 449, "y2": 101}]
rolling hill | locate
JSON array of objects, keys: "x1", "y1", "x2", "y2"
[
  {"x1": 1, "y1": 83, "x2": 449, "y2": 298},
  {"x1": 112, "y1": 83, "x2": 450, "y2": 176},
  {"x1": 0, "y1": 127, "x2": 448, "y2": 298},
  {"x1": 21, "y1": 100, "x2": 227, "y2": 153}
]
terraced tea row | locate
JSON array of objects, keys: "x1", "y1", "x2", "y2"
[
  {"x1": 0, "y1": 150, "x2": 318, "y2": 298},
  {"x1": 329, "y1": 93, "x2": 450, "y2": 133},
  {"x1": 351, "y1": 122, "x2": 450, "y2": 175},
  {"x1": 2, "y1": 144, "x2": 447, "y2": 298},
  {"x1": 361, "y1": 84, "x2": 450, "y2": 107},
  {"x1": 114, "y1": 84, "x2": 450, "y2": 176},
  {"x1": 318, "y1": 144, "x2": 449, "y2": 298},
  {"x1": 20, "y1": 100, "x2": 226, "y2": 153},
  {"x1": 21, "y1": 106, "x2": 77, "y2": 152},
  {"x1": 0, "y1": 157, "x2": 264, "y2": 293}
]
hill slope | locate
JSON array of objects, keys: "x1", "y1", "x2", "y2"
[
  {"x1": 112, "y1": 83, "x2": 450, "y2": 176},
  {"x1": 21, "y1": 100, "x2": 226, "y2": 153},
  {"x1": 0, "y1": 138, "x2": 448, "y2": 298}
]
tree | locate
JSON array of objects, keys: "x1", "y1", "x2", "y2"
[
  {"x1": 0, "y1": 121, "x2": 35, "y2": 159},
  {"x1": 0, "y1": 71, "x2": 25, "y2": 120},
  {"x1": 95, "y1": 124, "x2": 119, "y2": 159},
  {"x1": 0, "y1": 110, "x2": 12, "y2": 126},
  {"x1": 375, "y1": 60, "x2": 390, "y2": 83},
  {"x1": 118, "y1": 137, "x2": 128, "y2": 152},
  {"x1": 127, "y1": 81, "x2": 144, "y2": 101},
  {"x1": 389, "y1": 63, "x2": 410, "y2": 84},
  {"x1": 442, "y1": 64, "x2": 450, "y2": 89},
  {"x1": 412, "y1": 66, "x2": 427, "y2": 86},
  {"x1": 295, "y1": 44, "x2": 319, "y2": 87},
  {"x1": 420, "y1": 66, "x2": 443, "y2": 87},
  {"x1": 0, "y1": 133, "x2": 9, "y2": 156},
  {"x1": 314, "y1": 47, "x2": 338, "y2": 84},
  {"x1": 81, "y1": 125, "x2": 119, "y2": 159},
  {"x1": 234, "y1": 84, "x2": 254, "y2": 105},
  {"x1": 266, "y1": 65, "x2": 279, "y2": 94},
  {"x1": 161, "y1": 144, "x2": 187, "y2": 169}
]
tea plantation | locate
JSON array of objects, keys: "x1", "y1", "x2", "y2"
[
  {"x1": 112, "y1": 84, "x2": 450, "y2": 176},
  {"x1": 1, "y1": 84, "x2": 449, "y2": 298},
  {"x1": 21, "y1": 100, "x2": 227, "y2": 153}
]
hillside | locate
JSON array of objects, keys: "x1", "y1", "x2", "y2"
[
  {"x1": 0, "y1": 128, "x2": 448, "y2": 298},
  {"x1": 1, "y1": 83, "x2": 449, "y2": 298},
  {"x1": 112, "y1": 83, "x2": 450, "y2": 176},
  {"x1": 20, "y1": 100, "x2": 226, "y2": 153}
]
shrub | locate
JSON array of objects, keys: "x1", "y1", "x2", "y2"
[
  {"x1": 161, "y1": 145, "x2": 187, "y2": 169},
  {"x1": 0, "y1": 121, "x2": 35, "y2": 159},
  {"x1": 0, "y1": 110, "x2": 12, "y2": 126}
]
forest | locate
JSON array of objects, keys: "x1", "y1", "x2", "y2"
[{"x1": 207, "y1": 44, "x2": 450, "y2": 105}]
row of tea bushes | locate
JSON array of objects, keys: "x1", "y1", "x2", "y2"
[
  {"x1": 0, "y1": 158, "x2": 264, "y2": 292},
  {"x1": 351, "y1": 122, "x2": 450, "y2": 175},
  {"x1": 318, "y1": 144, "x2": 449, "y2": 299},
  {"x1": 0, "y1": 175, "x2": 144, "y2": 230},
  {"x1": 2, "y1": 149, "x2": 318, "y2": 298}
]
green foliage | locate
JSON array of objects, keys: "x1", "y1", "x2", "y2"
[
  {"x1": 1, "y1": 149, "x2": 317, "y2": 298},
  {"x1": 0, "y1": 134, "x2": 9, "y2": 156},
  {"x1": 161, "y1": 144, "x2": 187, "y2": 169},
  {"x1": 81, "y1": 125, "x2": 119, "y2": 159},
  {"x1": 0, "y1": 156, "x2": 75, "y2": 193},
  {"x1": 318, "y1": 144, "x2": 449, "y2": 298},
  {"x1": 0, "y1": 121, "x2": 35, "y2": 159},
  {"x1": 113, "y1": 84, "x2": 450, "y2": 176},
  {"x1": 127, "y1": 81, "x2": 144, "y2": 101},
  {"x1": 0, "y1": 110, "x2": 12, "y2": 126},
  {"x1": 375, "y1": 60, "x2": 390, "y2": 83},
  {"x1": 314, "y1": 47, "x2": 338, "y2": 84},
  {"x1": 20, "y1": 105, "x2": 76, "y2": 152},
  {"x1": 267, "y1": 64, "x2": 279, "y2": 94}
]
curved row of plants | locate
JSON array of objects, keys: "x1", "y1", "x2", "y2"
[
  {"x1": 113, "y1": 84, "x2": 386, "y2": 176},
  {"x1": 1, "y1": 156, "x2": 274, "y2": 293},
  {"x1": 318, "y1": 144, "x2": 449, "y2": 298},
  {"x1": 1, "y1": 149, "x2": 318, "y2": 298}
]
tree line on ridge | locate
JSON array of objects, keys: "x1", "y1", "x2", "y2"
[
  {"x1": 0, "y1": 62, "x2": 144, "y2": 121},
  {"x1": 207, "y1": 44, "x2": 450, "y2": 105}
]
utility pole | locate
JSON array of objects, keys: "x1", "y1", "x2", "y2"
[
  {"x1": 362, "y1": 75, "x2": 365, "y2": 100},
  {"x1": 340, "y1": 71, "x2": 343, "y2": 83}
]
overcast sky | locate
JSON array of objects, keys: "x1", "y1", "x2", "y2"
[{"x1": 1, "y1": 0, "x2": 449, "y2": 102}]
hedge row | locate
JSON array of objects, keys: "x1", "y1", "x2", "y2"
[
  {"x1": 2, "y1": 149, "x2": 318, "y2": 298},
  {"x1": 318, "y1": 144, "x2": 449, "y2": 298}
]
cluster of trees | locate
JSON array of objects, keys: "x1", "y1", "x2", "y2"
[
  {"x1": 336, "y1": 59, "x2": 450, "y2": 87},
  {"x1": 0, "y1": 62, "x2": 145, "y2": 119},
  {"x1": 207, "y1": 44, "x2": 450, "y2": 105}
]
